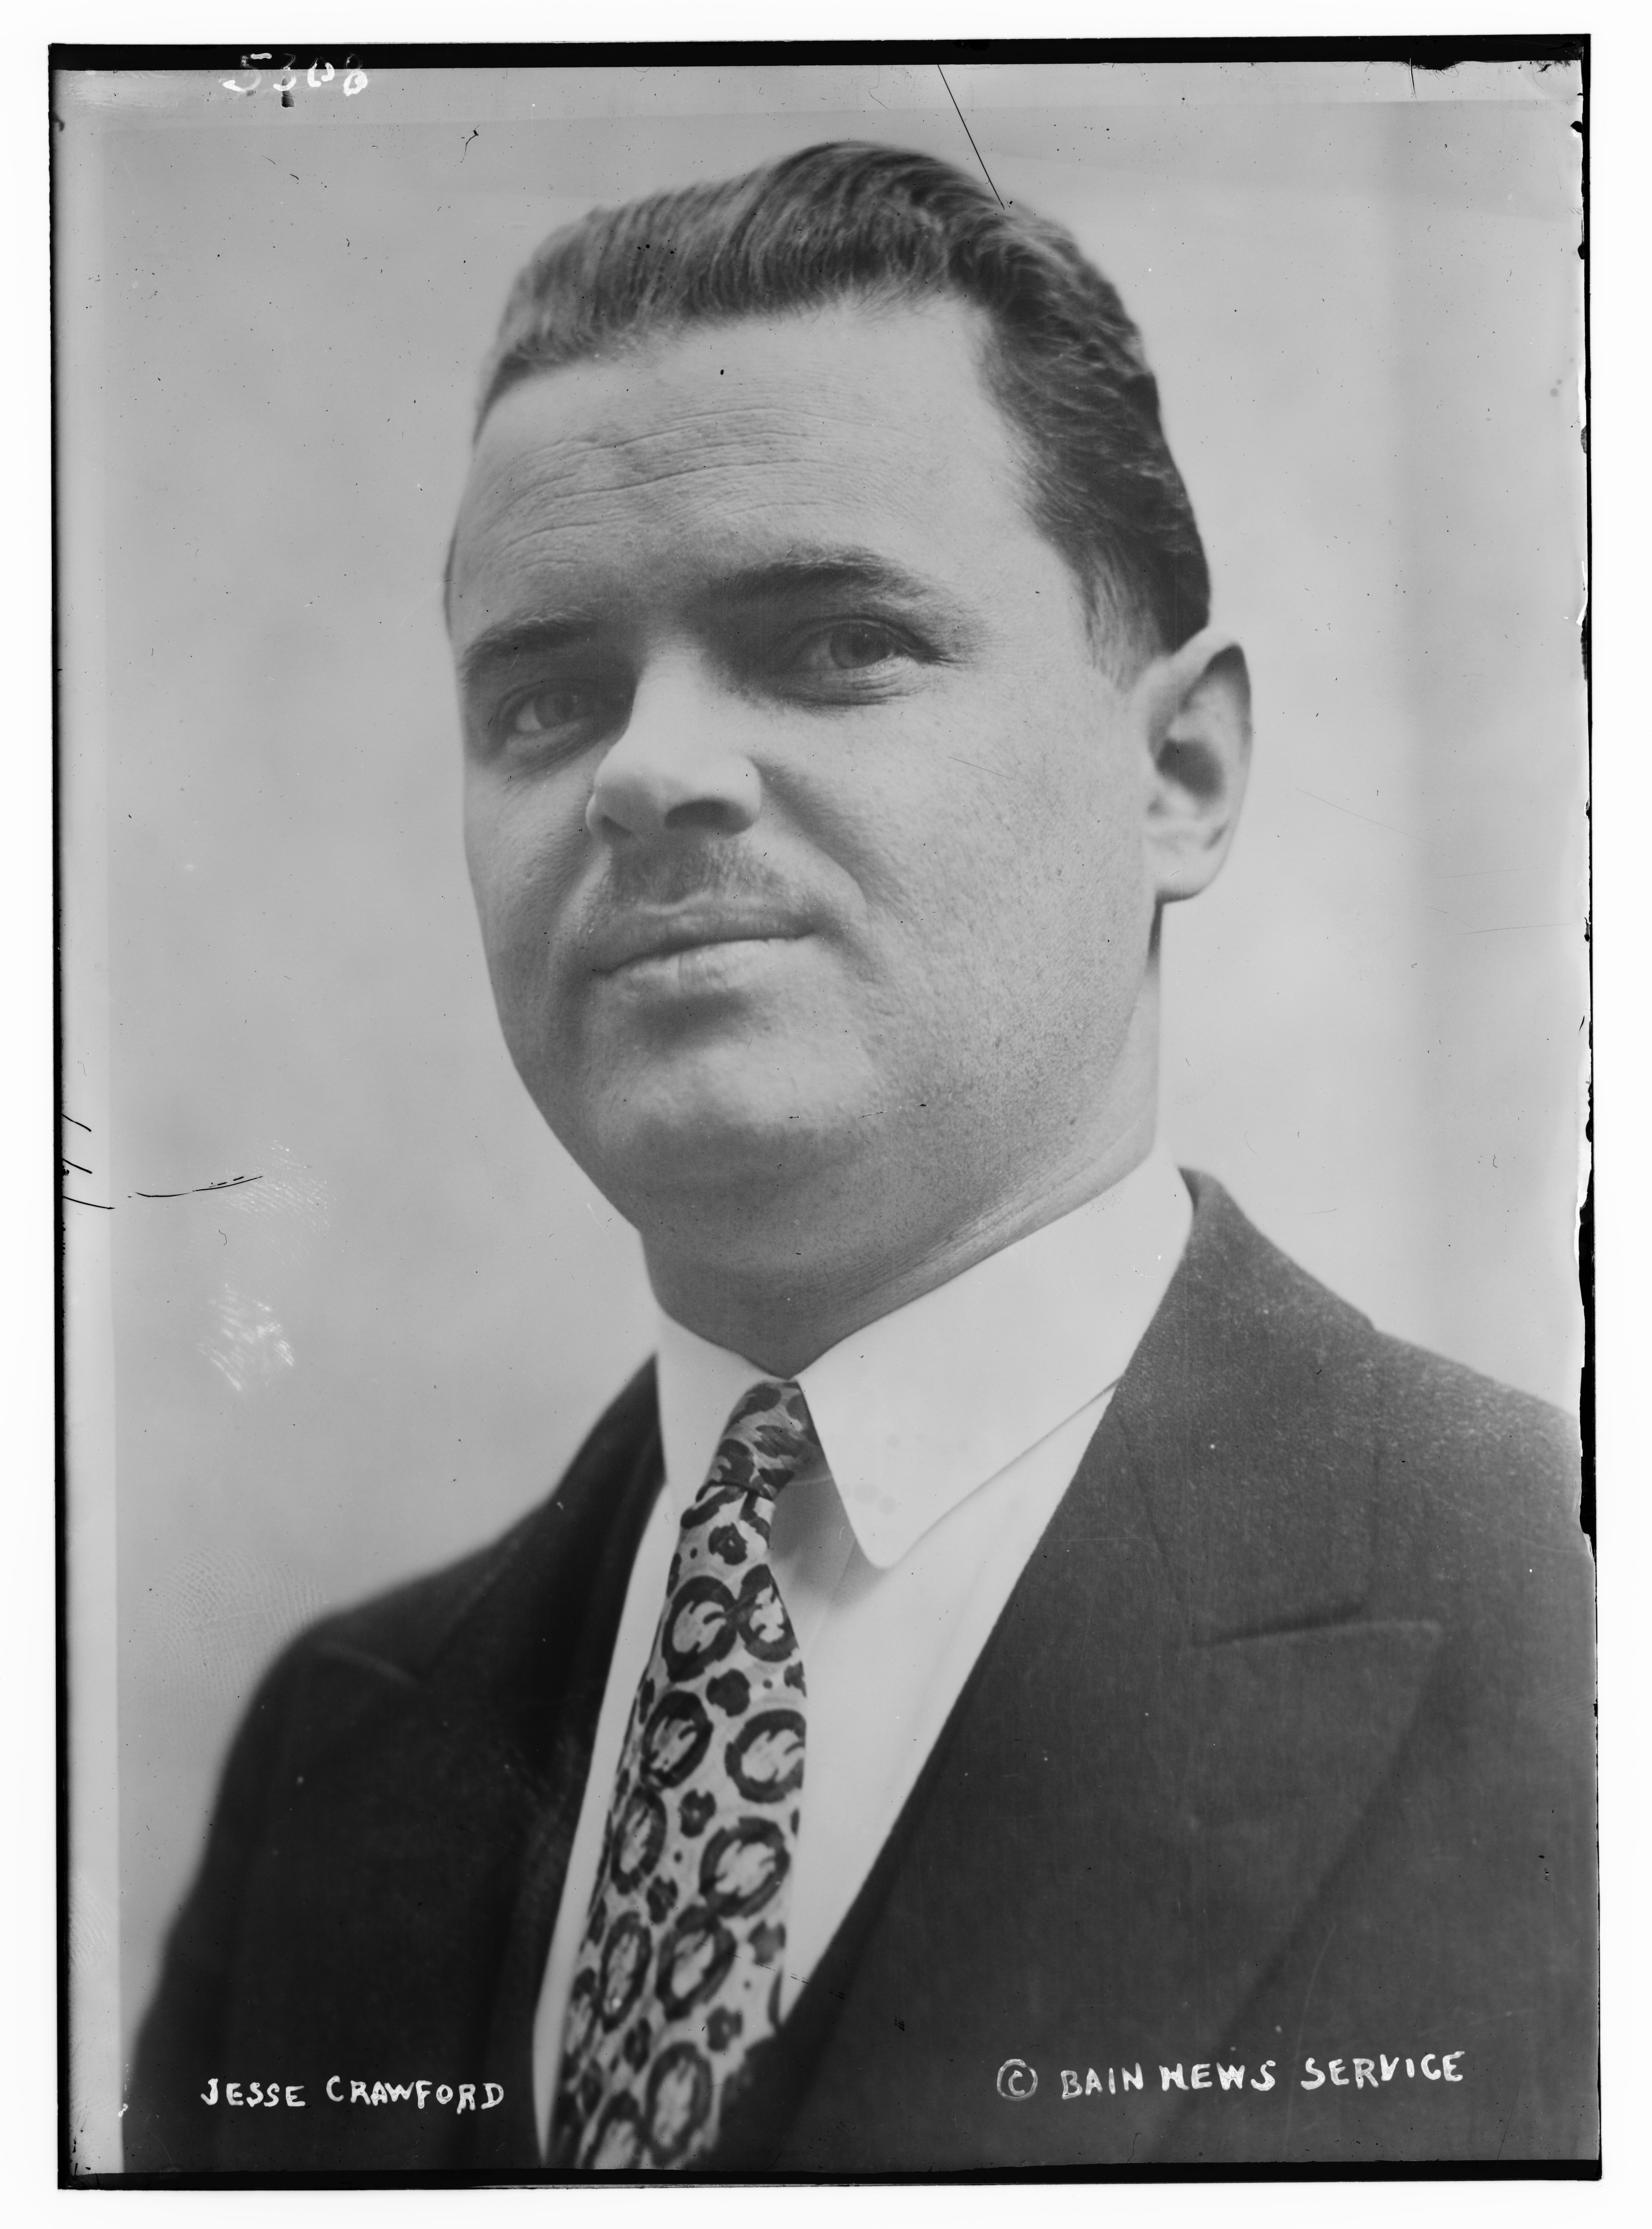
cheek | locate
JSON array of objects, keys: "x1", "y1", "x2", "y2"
[
  {"x1": 463, "y1": 778, "x2": 588, "y2": 1005},
  {"x1": 863, "y1": 722, "x2": 1149, "y2": 1055},
  {"x1": 869, "y1": 702, "x2": 1139, "y2": 938}
]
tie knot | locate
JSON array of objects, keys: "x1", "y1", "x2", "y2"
[{"x1": 684, "y1": 1379, "x2": 820, "y2": 1545}]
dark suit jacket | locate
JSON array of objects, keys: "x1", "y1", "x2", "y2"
[{"x1": 126, "y1": 1175, "x2": 1597, "y2": 2173}]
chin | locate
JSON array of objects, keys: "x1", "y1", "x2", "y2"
[{"x1": 560, "y1": 1059, "x2": 867, "y2": 1211}]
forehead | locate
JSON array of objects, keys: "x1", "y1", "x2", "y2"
[{"x1": 448, "y1": 300, "x2": 1053, "y2": 639}]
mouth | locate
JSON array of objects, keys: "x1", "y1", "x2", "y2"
[{"x1": 585, "y1": 906, "x2": 813, "y2": 977}]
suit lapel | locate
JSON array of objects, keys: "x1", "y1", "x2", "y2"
[
  {"x1": 775, "y1": 1177, "x2": 1442, "y2": 2169},
  {"x1": 463, "y1": 1379, "x2": 666, "y2": 2170}
]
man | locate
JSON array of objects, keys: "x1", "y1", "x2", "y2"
[{"x1": 127, "y1": 142, "x2": 1595, "y2": 2173}]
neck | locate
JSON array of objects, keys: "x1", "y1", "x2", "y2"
[{"x1": 641, "y1": 993, "x2": 1163, "y2": 1380}]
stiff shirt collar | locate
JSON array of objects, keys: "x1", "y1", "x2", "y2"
[{"x1": 654, "y1": 1143, "x2": 1193, "y2": 1571}]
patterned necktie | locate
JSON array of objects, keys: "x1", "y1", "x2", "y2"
[{"x1": 550, "y1": 1378, "x2": 820, "y2": 2170}]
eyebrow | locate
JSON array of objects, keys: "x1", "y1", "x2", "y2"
[
  {"x1": 701, "y1": 552, "x2": 945, "y2": 610},
  {"x1": 456, "y1": 548, "x2": 954, "y2": 695},
  {"x1": 457, "y1": 615, "x2": 601, "y2": 697}
]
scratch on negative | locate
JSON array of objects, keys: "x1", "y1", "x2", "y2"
[
  {"x1": 1494, "y1": 2071, "x2": 1526, "y2": 2161},
  {"x1": 1294, "y1": 784, "x2": 1410, "y2": 838},
  {"x1": 936, "y1": 66, "x2": 1006, "y2": 209},
  {"x1": 1458, "y1": 921, "x2": 1577, "y2": 936},
  {"x1": 134, "y1": 1175, "x2": 265, "y2": 1200},
  {"x1": 1281, "y1": 1922, "x2": 1338, "y2": 2149}
]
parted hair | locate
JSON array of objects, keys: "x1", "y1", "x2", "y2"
[{"x1": 476, "y1": 141, "x2": 1211, "y2": 660}]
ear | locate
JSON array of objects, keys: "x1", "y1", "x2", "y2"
[{"x1": 1130, "y1": 626, "x2": 1252, "y2": 905}]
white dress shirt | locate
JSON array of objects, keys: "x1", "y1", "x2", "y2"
[{"x1": 531, "y1": 1144, "x2": 1193, "y2": 2150}]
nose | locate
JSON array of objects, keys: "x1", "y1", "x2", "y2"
[{"x1": 585, "y1": 659, "x2": 762, "y2": 843}]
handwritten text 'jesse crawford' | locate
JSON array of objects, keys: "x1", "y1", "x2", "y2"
[{"x1": 196, "y1": 2077, "x2": 505, "y2": 2111}]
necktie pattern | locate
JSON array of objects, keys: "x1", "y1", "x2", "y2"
[{"x1": 551, "y1": 1378, "x2": 819, "y2": 2170}]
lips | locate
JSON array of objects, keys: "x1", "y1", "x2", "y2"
[{"x1": 583, "y1": 905, "x2": 811, "y2": 976}]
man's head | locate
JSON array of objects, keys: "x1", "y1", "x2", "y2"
[{"x1": 448, "y1": 145, "x2": 1250, "y2": 1362}]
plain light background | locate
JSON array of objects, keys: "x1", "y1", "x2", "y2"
[{"x1": 55, "y1": 60, "x2": 1587, "y2": 2079}]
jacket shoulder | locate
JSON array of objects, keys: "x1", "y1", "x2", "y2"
[
  {"x1": 1175, "y1": 1170, "x2": 1588, "y2": 1591},
  {"x1": 125, "y1": 1360, "x2": 660, "y2": 2172},
  {"x1": 1363, "y1": 1326, "x2": 1591, "y2": 1657},
  {"x1": 286, "y1": 1359, "x2": 661, "y2": 1684},
  {"x1": 1369, "y1": 1326, "x2": 1580, "y2": 1496},
  {"x1": 1181, "y1": 1168, "x2": 1579, "y2": 1476}
]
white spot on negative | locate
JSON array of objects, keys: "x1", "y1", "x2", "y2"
[{"x1": 199, "y1": 1284, "x2": 296, "y2": 1392}]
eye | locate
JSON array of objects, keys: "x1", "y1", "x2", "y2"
[
  {"x1": 504, "y1": 680, "x2": 609, "y2": 738},
  {"x1": 790, "y1": 621, "x2": 906, "y2": 677},
  {"x1": 492, "y1": 671, "x2": 632, "y2": 761}
]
